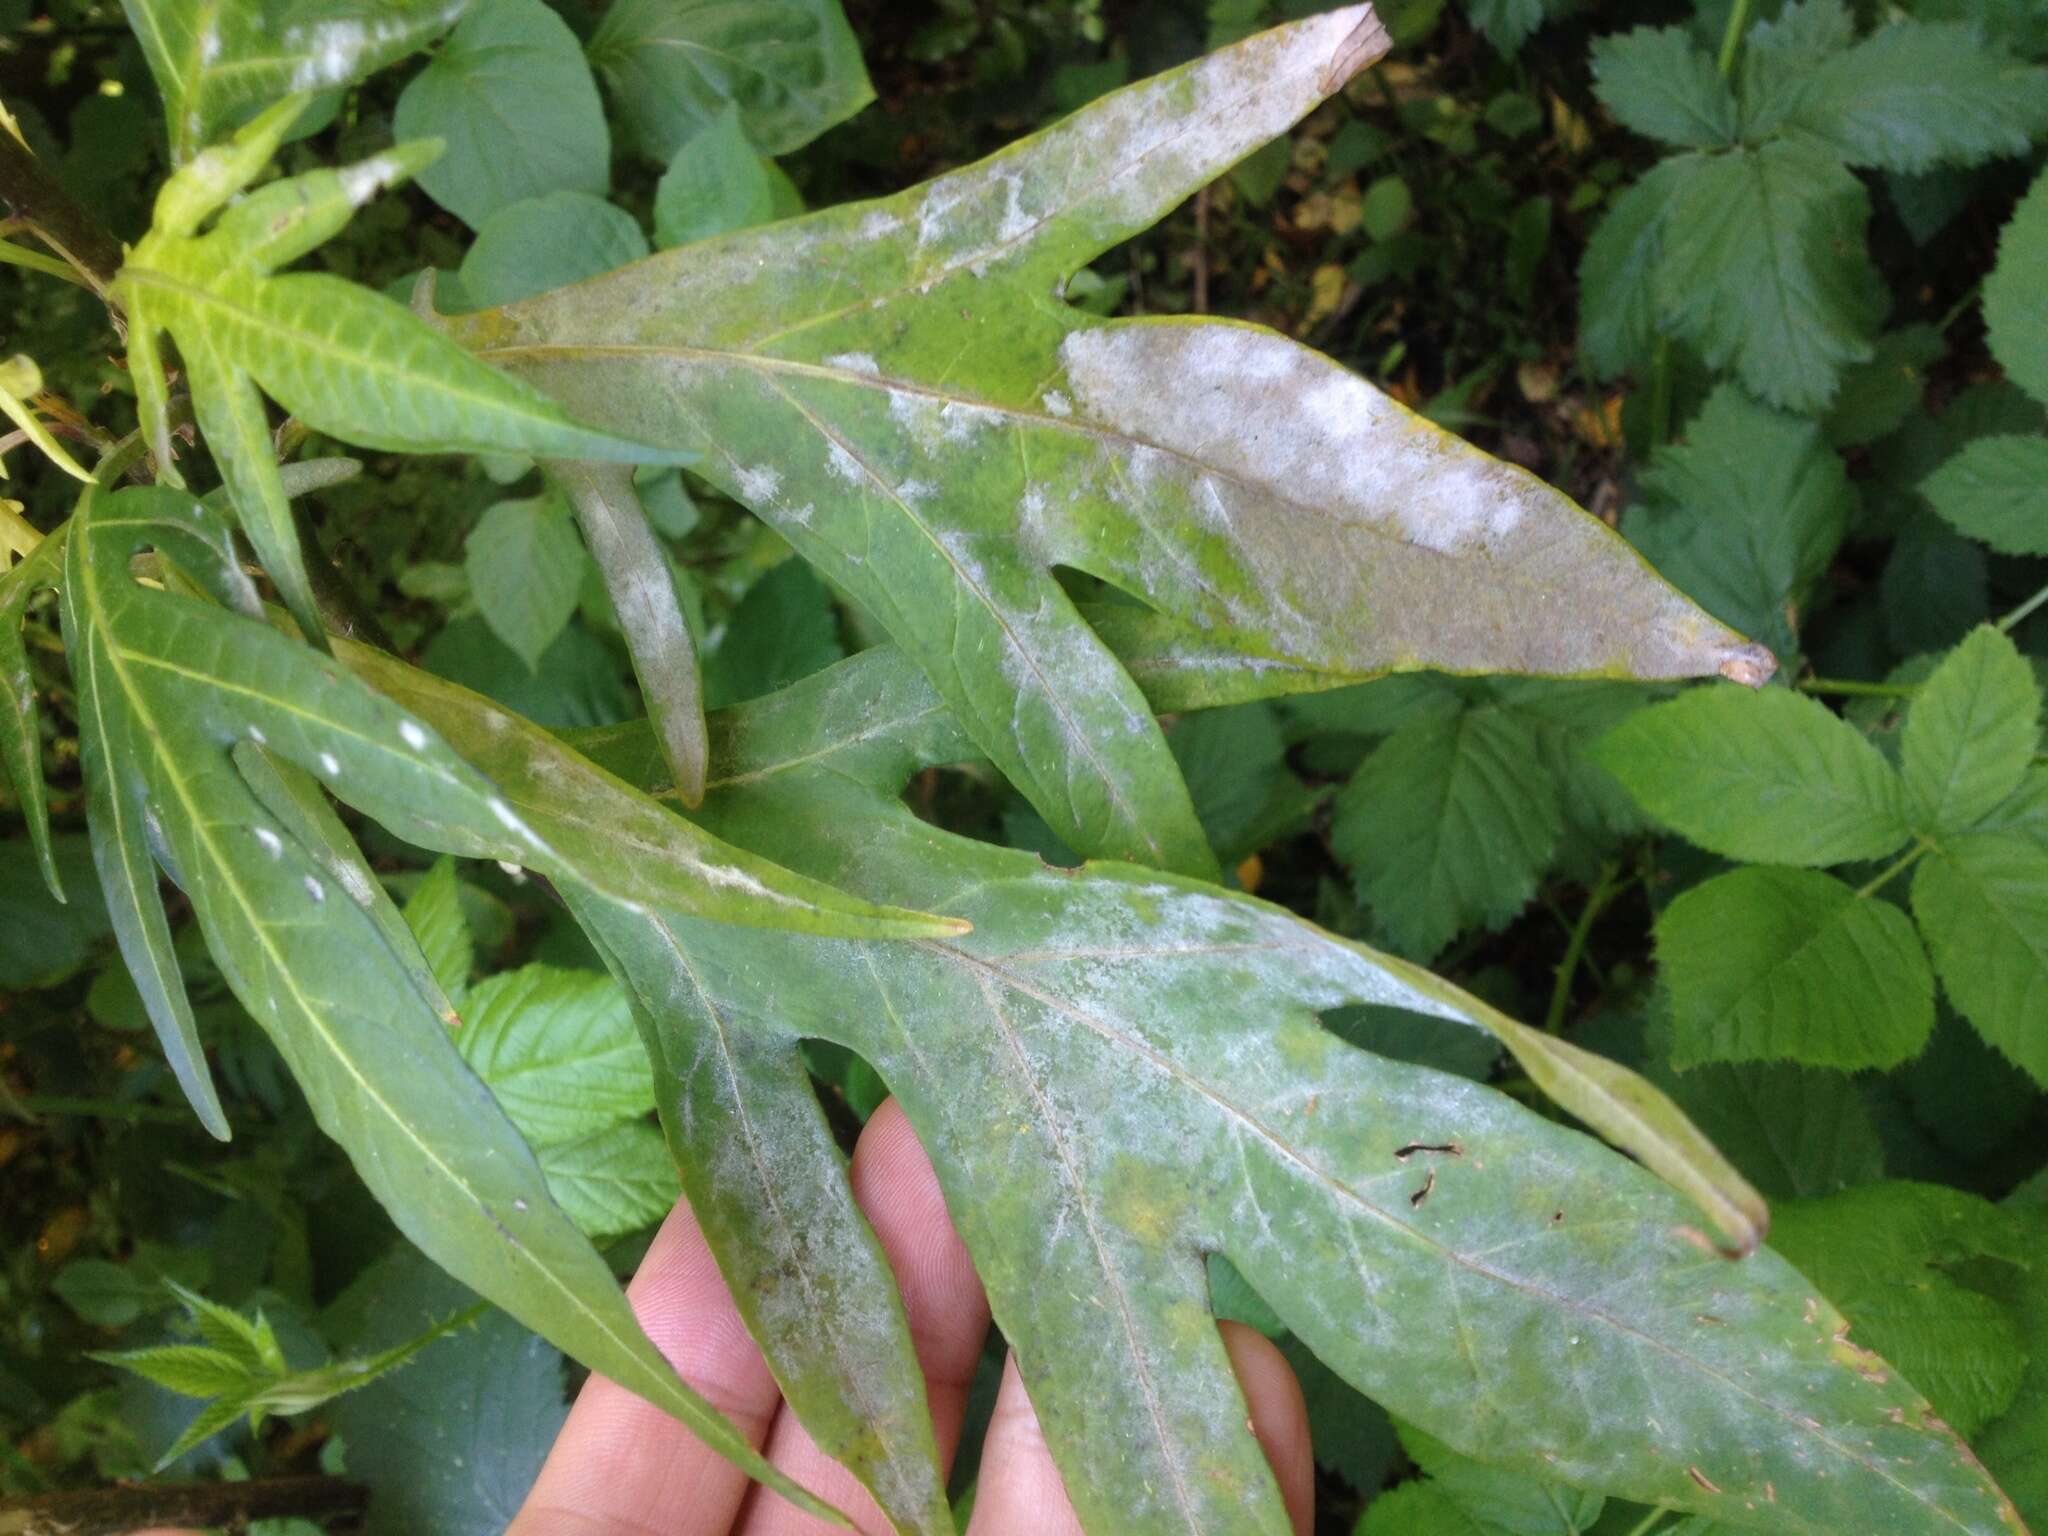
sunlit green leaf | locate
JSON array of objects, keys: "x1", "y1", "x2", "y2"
[
  {"x1": 1901, "y1": 625, "x2": 2040, "y2": 837},
  {"x1": 1596, "y1": 686, "x2": 1911, "y2": 866}
]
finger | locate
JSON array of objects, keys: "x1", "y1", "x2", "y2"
[
  {"x1": 740, "y1": 1097, "x2": 991, "y2": 1535},
  {"x1": 1220, "y1": 1321, "x2": 1315, "y2": 1536},
  {"x1": 964, "y1": 1321, "x2": 1313, "y2": 1536},
  {"x1": 508, "y1": 1193, "x2": 783, "y2": 1536}
]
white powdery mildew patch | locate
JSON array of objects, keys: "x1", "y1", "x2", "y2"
[
  {"x1": 303, "y1": 874, "x2": 326, "y2": 904},
  {"x1": 825, "y1": 439, "x2": 864, "y2": 486},
  {"x1": 338, "y1": 153, "x2": 406, "y2": 209},
  {"x1": 1059, "y1": 324, "x2": 1531, "y2": 558},
  {"x1": 857, "y1": 209, "x2": 903, "y2": 243},
  {"x1": 282, "y1": 1, "x2": 464, "y2": 91},
  {"x1": 824, "y1": 351, "x2": 881, "y2": 377},
  {"x1": 332, "y1": 856, "x2": 379, "y2": 908},
  {"x1": 734, "y1": 464, "x2": 783, "y2": 506}
]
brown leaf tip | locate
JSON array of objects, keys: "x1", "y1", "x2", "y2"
[
  {"x1": 1318, "y1": 6, "x2": 1394, "y2": 94},
  {"x1": 1717, "y1": 643, "x2": 1777, "y2": 689}
]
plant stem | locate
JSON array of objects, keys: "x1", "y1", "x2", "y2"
[
  {"x1": 1621, "y1": 1509, "x2": 1673, "y2": 1536},
  {"x1": 0, "y1": 1474, "x2": 368, "y2": 1535},
  {"x1": 1647, "y1": 337, "x2": 1674, "y2": 446},
  {"x1": 1936, "y1": 280, "x2": 1984, "y2": 335},
  {"x1": 1998, "y1": 578, "x2": 2048, "y2": 634},
  {"x1": 16, "y1": 1094, "x2": 196, "y2": 1126},
  {"x1": 1716, "y1": 0, "x2": 1757, "y2": 77},
  {"x1": 1857, "y1": 841, "x2": 1930, "y2": 899},
  {"x1": 0, "y1": 131, "x2": 124, "y2": 304},
  {"x1": 1798, "y1": 676, "x2": 1918, "y2": 700},
  {"x1": 1546, "y1": 863, "x2": 1631, "y2": 1035}
]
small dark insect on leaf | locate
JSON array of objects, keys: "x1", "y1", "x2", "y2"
[{"x1": 1394, "y1": 1141, "x2": 1464, "y2": 1160}]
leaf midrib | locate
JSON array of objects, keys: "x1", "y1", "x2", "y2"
[{"x1": 475, "y1": 338, "x2": 1497, "y2": 589}]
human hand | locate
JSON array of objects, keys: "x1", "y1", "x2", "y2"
[
  {"x1": 139, "y1": 1098, "x2": 1310, "y2": 1535},
  {"x1": 506, "y1": 1097, "x2": 1313, "y2": 1534}
]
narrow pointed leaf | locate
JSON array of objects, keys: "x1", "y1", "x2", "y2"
[
  {"x1": 1, "y1": 530, "x2": 68, "y2": 900},
  {"x1": 452, "y1": 7, "x2": 1770, "y2": 874},
  {"x1": 61, "y1": 482, "x2": 845, "y2": 1524},
  {"x1": 579, "y1": 897, "x2": 955, "y2": 1534},
  {"x1": 554, "y1": 459, "x2": 709, "y2": 804}
]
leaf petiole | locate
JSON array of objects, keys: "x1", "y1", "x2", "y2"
[{"x1": 1856, "y1": 839, "x2": 1931, "y2": 900}]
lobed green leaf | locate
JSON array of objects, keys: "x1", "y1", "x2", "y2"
[{"x1": 451, "y1": 8, "x2": 1773, "y2": 876}]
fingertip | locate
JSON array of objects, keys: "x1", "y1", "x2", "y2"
[
  {"x1": 849, "y1": 1100, "x2": 990, "y2": 1415},
  {"x1": 1218, "y1": 1321, "x2": 1313, "y2": 1536}
]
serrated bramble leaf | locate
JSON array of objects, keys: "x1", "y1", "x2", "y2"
[
  {"x1": 1651, "y1": 140, "x2": 1882, "y2": 414},
  {"x1": 61, "y1": 483, "x2": 849, "y2": 1523},
  {"x1": 1589, "y1": 26, "x2": 1734, "y2": 149},
  {"x1": 455, "y1": 965, "x2": 654, "y2": 1146},
  {"x1": 1461, "y1": 0, "x2": 1572, "y2": 56},
  {"x1": 1826, "y1": 325, "x2": 1945, "y2": 449},
  {"x1": 1986, "y1": 167, "x2": 2048, "y2": 406},
  {"x1": 1781, "y1": 19, "x2": 2048, "y2": 174},
  {"x1": 92, "y1": 1342, "x2": 255, "y2": 1399},
  {"x1": 536, "y1": 1118, "x2": 679, "y2": 1240},
  {"x1": 702, "y1": 557, "x2": 845, "y2": 709},
  {"x1": 1901, "y1": 625, "x2": 2040, "y2": 836},
  {"x1": 1771, "y1": 1182, "x2": 2032, "y2": 1436},
  {"x1": 1624, "y1": 385, "x2": 1854, "y2": 667},
  {"x1": 504, "y1": 645, "x2": 2021, "y2": 1536},
  {"x1": 1396, "y1": 1418, "x2": 1605, "y2": 1533},
  {"x1": 1656, "y1": 866, "x2": 1935, "y2": 1071},
  {"x1": 122, "y1": 0, "x2": 469, "y2": 162},
  {"x1": 465, "y1": 494, "x2": 587, "y2": 672},
  {"x1": 1912, "y1": 770, "x2": 2048, "y2": 1086},
  {"x1": 1578, "y1": 157, "x2": 1686, "y2": 380},
  {"x1": 588, "y1": 0, "x2": 874, "y2": 161},
  {"x1": 1331, "y1": 705, "x2": 1563, "y2": 961},
  {"x1": 452, "y1": 9, "x2": 1772, "y2": 876},
  {"x1": 1737, "y1": 0, "x2": 1859, "y2": 140},
  {"x1": 393, "y1": 0, "x2": 609, "y2": 229},
  {"x1": 402, "y1": 856, "x2": 475, "y2": 1002},
  {"x1": 1923, "y1": 435, "x2": 2048, "y2": 555},
  {"x1": 1650, "y1": 1060, "x2": 1886, "y2": 1201},
  {"x1": 1595, "y1": 686, "x2": 1911, "y2": 866}
]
